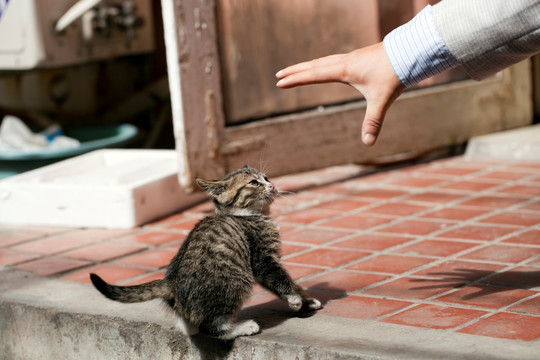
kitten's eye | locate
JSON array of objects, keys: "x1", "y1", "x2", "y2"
[
  {"x1": 264, "y1": 176, "x2": 269, "y2": 182},
  {"x1": 249, "y1": 180, "x2": 261, "y2": 186}
]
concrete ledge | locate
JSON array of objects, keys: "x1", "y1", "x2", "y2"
[
  {"x1": 465, "y1": 124, "x2": 540, "y2": 161},
  {"x1": 1, "y1": 268, "x2": 538, "y2": 360}
]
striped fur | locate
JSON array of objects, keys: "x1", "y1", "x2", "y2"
[{"x1": 90, "y1": 166, "x2": 321, "y2": 340}]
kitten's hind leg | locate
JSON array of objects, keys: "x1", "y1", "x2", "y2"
[
  {"x1": 175, "y1": 317, "x2": 199, "y2": 336},
  {"x1": 202, "y1": 315, "x2": 260, "y2": 340}
]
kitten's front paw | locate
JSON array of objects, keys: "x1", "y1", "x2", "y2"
[
  {"x1": 305, "y1": 298, "x2": 322, "y2": 310},
  {"x1": 285, "y1": 294, "x2": 303, "y2": 311}
]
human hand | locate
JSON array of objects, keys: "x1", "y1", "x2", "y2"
[{"x1": 276, "y1": 42, "x2": 404, "y2": 146}]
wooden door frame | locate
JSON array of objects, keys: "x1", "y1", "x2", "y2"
[{"x1": 162, "y1": 0, "x2": 533, "y2": 192}]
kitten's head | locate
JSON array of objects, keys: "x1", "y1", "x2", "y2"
[{"x1": 196, "y1": 165, "x2": 278, "y2": 216}]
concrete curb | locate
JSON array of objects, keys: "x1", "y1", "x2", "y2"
[
  {"x1": 1, "y1": 268, "x2": 539, "y2": 360},
  {"x1": 465, "y1": 124, "x2": 540, "y2": 161}
]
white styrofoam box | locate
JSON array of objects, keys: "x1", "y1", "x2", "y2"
[{"x1": 0, "y1": 149, "x2": 207, "y2": 228}]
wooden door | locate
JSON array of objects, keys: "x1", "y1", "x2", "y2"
[{"x1": 161, "y1": 0, "x2": 533, "y2": 192}]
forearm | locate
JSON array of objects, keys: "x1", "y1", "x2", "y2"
[
  {"x1": 383, "y1": 0, "x2": 540, "y2": 87},
  {"x1": 432, "y1": 0, "x2": 540, "y2": 80}
]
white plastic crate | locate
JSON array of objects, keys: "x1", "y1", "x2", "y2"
[{"x1": 0, "y1": 149, "x2": 206, "y2": 228}]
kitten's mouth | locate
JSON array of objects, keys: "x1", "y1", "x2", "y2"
[{"x1": 266, "y1": 188, "x2": 278, "y2": 201}]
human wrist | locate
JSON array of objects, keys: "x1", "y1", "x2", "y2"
[{"x1": 382, "y1": 5, "x2": 459, "y2": 88}]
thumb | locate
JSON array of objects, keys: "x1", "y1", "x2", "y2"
[{"x1": 361, "y1": 102, "x2": 386, "y2": 146}]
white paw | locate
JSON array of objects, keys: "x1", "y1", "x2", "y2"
[
  {"x1": 286, "y1": 294, "x2": 303, "y2": 311},
  {"x1": 238, "y1": 320, "x2": 260, "y2": 336},
  {"x1": 308, "y1": 298, "x2": 322, "y2": 310},
  {"x1": 175, "y1": 318, "x2": 199, "y2": 336}
]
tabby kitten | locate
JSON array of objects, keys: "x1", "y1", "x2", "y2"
[{"x1": 90, "y1": 166, "x2": 321, "y2": 340}]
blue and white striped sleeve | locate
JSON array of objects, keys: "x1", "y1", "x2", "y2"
[{"x1": 382, "y1": 5, "x2": 459, "y2": 88}]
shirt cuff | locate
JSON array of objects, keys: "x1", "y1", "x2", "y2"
[{"x1": 383, "y1": 5, "x2": 459, "y2": 88}]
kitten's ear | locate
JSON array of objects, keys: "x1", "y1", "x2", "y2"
[{"x1": 196, "y1": 177, "x2": 225, "y2": 196}]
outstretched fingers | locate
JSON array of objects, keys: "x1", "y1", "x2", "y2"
[{"x1": 276, "y1": 54, "x2": 348, "y2": 88}]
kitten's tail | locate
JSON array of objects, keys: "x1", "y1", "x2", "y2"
[{"x1": 90, "y1": 273, "x2": 174, "y2": 303}]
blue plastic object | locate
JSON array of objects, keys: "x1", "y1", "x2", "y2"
[{"x1": 0, "y1": 124, "x2": 138, "y2": 179}]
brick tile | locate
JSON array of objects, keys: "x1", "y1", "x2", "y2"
[
  {"x1": 321, "y1": 295, "x2": 412, "y2": 320},
  {"x1": 480, "y1": 212, "x2": 540, "y2": 227},
  {"x1": 0, "y1": 229, "x2": 44, "y2": 247},
  {"x1": 320, "y1": 215, "x2": 393, "y2": 231},
  {"x1": 283, "y1": 264, "x2": 325, "y2": 280},
  {"x1": 383, "y1": 304, "x2": 486, "y2": 330},
  {"x1": 514, "y1": 162, "x2": 540, "y2": 170},
  {"x1": 393, "y1": 239, "x2": 477, "y2": 258},
  {"x1": 0, "y1": 249, "x2": 41, "y2": 265},
  {"x1": 421, "y1": 207, "x2": 491, "y2": 221},
  {"x1": 10, "y1": 235, "x2": 94, "y2": 255},
  {"x1": 440, "y1": 181, "x2": 499, "y2": 192},
  {"x1": 182, "y1": 201, "x2": 214, "y2": 216},
  {"x1": 116, "y1": 231, "x2": 185, "y2": 246},
  {"x1": 165, "y1": 218, "x2": 202, "y2": 232},
  {"x1": 278, "y1": 224, "x2": 298, "y2": 234},
  {"x1": 348, "y1": 172, "x2": 394, "y2": 184},
  {"x1": 314, "y1": 199, "x2": 371, "y2": 212},
  {"x1": 378, "y1": 220, "x2": 450, "y2": 236},
  {"x1": 459, "y1": 312, "x2": 540, "y2": 341},
  {"x1": 243, "y1": 292, "x2": 283, "y2": 308},
  {"x1": 476, "y1": 170, "x2": 528, "y2": 181},
  {"x1": 284, "y1": 248, "x2": 370, "y2": 268},
  {"x1": 389, "y1": 177, "x2": 447, "y2": 188},
  {"x1": 276, "y1": 209, "x2": 336, "y2": 224},
  {"x1": 18, "y1": 226, "x2": 72, "y2": 235},
  {"x1": 281, "y1": 243, "x2": 309, "y2": 256},
  {"x1": 403, "y1": 192, "x2": 464, "y2": 204},
  {"x1": 62, "y1": 242, "x2": 145, "y2": 262},
  {"x1": 363, "y1": 277, "x2": 462, "y2": 300},
  {"x1": 306, "y1": 289, "x2": 349, "y2": 306},
  {"x1": 299, "y1": 183, "x2": 348, "y2": 196},
  {"x1": 64, "y1": 228, "x2": 135, "y2": 241},
  {"x1": 528, "y1": 174, "x2": 540, "y2": 183},
  {"x1": 412, "y1": 260, "x2": 504, "y2": 281},
  {"x1": 496, "y1": 184, "x2": 540, "y2": 196},
  {"x1": 460, "y1": 245, "x2": 540, "y2": 264},
  {"x1": 250, "y1": 284, "x2": 267, "y2": 297},
  {"x1": 332, "y1": 234, "x2": 414, "y2": 251},
  {"x1": 281, "y1": 228, "x2": 348, "y2": 245},
  {"x1": 366, "y1": 202, "x2": 430, "y2": 217},
  {"x1": 458, "y1": 196, "x2": 525, "y2": 208},
  {"x1": 245, "y1": 289, "x2": 342, "y2": 309},
  {"x1": 435, "y1": 285, "x2": 537, "y2": 309},
  {"x1": 115, "y1": 249, "x2": 177, "y2": 269},
  {"x1": 61, "y1": 264, "x2": 149, "y2": 284},
  {"x1": 519, "y1": 200, "x2": 540, "y2": 212},
  {"x1": 507, "y1": 295, "x2": 540, "y2": 315},
  {"x1": 121, "y1": 271, "x2": 166, "y2": 285},
  {"x1": 525, "y1": 257, "x2": 540, "y2": 267},
  {"x1": 146, "y1": 212, "x2": 190, "y2": 226},
  {"x1": 347, "y1": 255, "x2": 434, "y2": 274},
  {"x1": 394, "y1": 163, "x2": 433, "y2": 174},
  {"x1": 437, "y1": 224, "x2": 517, "y2": 242},
  {"x1": 350, "y1": 188, "x2": 406, "y2": 199},
  {"x1": 480, "y1": 266, "x2": 540, "y2": 289},
  {"x1": 300, "y1": 270, "x2": 389, "y2": 292},
  {"x1": 15, "y1": 257, "x2": 91, "y2": 276},
  {"x1": 420, "y1": 166, "x2": 482, "y2": 176}
]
